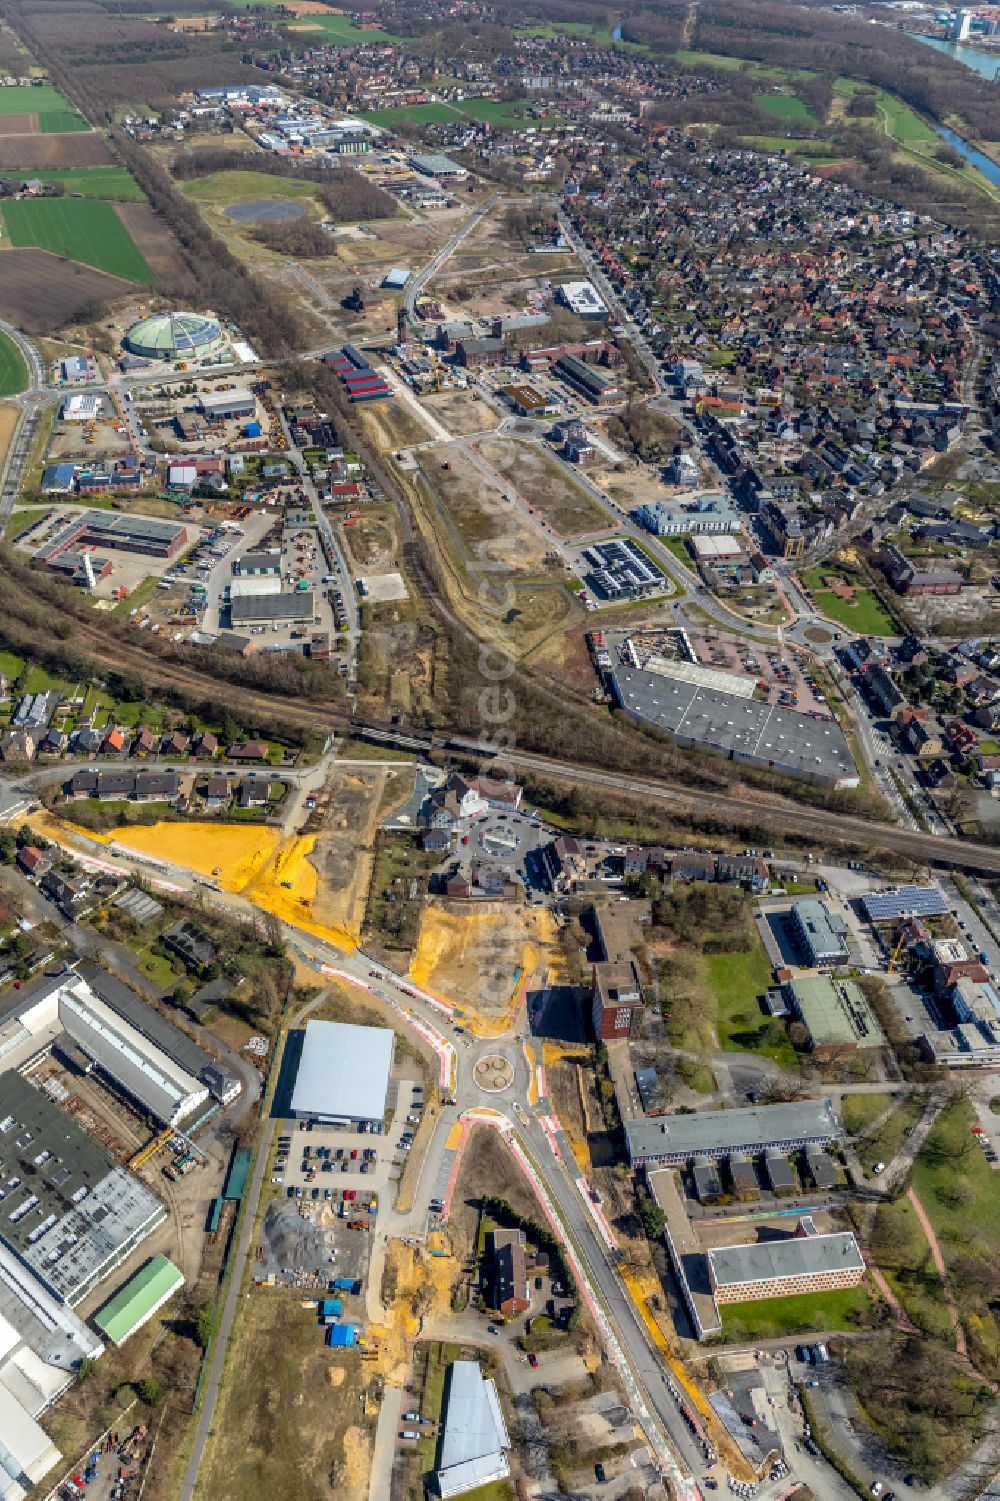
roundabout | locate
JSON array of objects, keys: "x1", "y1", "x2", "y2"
[{"x1": 473, "y1": 1050, "x2": 515, "y2": 1093}]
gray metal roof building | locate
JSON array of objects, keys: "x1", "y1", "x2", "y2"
[
  {"x1": 435, "y1": 1360, "x2": 511, "y2": 1499},
  {"x1": 290, "y1": 1020, "x2": 393, "y2": 1126},
  {"x1": 0, "y1": 1073, "x2": 164, "y2": 1307},
  {"x1": 707, "y1": 1231, "x2": 864, "y2": 1292},
  {"x1": 230, "y1": 591, "x2": 316, "y2": 626},
  {"x1": 625, "y1": 1099, "x2": 841, "y2": 1166},
  {"x1": 611, "y1": 666, "x2": 858, "y2": 787}
]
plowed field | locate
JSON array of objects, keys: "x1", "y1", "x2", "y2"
[{"x1": 0, "y1": 249, "x2": 133, "y2": 331}]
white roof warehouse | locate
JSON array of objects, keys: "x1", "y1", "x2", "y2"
[{"x1": 290, "y1": 1019, "x2": 394, "y2": 1127}]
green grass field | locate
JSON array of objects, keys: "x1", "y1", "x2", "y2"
[
  {"x1": 753, "y1": 90, "x2": 818, "y2": 123},
  {"x1": 671, "y1": 49, "x2": 816, "y2": 81},
  {"x1": 1, "y1": 198, "x2": 153, "y2": 282},
  {"x1": 801, "y1": 565, "x2": 898, "y2": 636},
  {"x1": 182, "y1": 170, "x2": 319, "y2": 208},
  {"x1": 707, "y1": 942, "x2": 797, "y2": 1065},
  {"x1": 362, "y1": 95, "x2": 553, "y2": 132},
  {"x1": 719, "y1": 1284, "x2": 872, "y2": 1340},
  {"x1": 0, "y1": 329, "x2": 27, "y2": 397},
  {"x1": 359, "y1": 101, "x2": 461, "y2": 128},
  {"x1": 840, "y1": 1092, "x2": 893, "y2": 1137},
  {"x1": 0, "y1": 650, "x2": 25, "y2": 681},
  {"x1": 0, "y1": 167, "x2": 143, "y2": 201},
  {"x1": 287, "y1": 12, "x2": 410, "y2": 42},
  {"x1": 515, "y1": 19, "x2": 612, "y2": 43},
  {"x1": 738, "y1": 135, "x2": 839, "y2": 154}
]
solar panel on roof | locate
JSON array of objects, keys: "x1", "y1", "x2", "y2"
[{"x1": 862, "y1": 886, "x2": 948, "y2": 922}]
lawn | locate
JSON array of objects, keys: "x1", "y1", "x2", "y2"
[
  {"x1": 840, "y1": 1092, "x2": 892, "y2": 1137},
  {"x1": 801, "y1": 565, "x2": 898, "y2": 636},
  {"x1": 22, "y1": 662, "x2": 70, "y2": 693},
  {"x1": 661, "y1": 536, "x2": 697, "y2": 571},
  {"x1": 515, "y1": 19, "x2": 611, "y2": 42},
  {"x1": 671, "y1": 49, "x2": 816, "y2": 80},
  {"x1": 182, "y1": 170, "x2": 319, "y2": 208},
  {"x1": 0, "y1": 84, "x2": 87, "y2": 132},
  {"x1": 134, "y1": 944, "x2": 180, "y2": 989},
  {"x1": 0, "y1": 650, "x2": 25, "y2": 680},
  {"x1": 459, "y1": 97, "x2": 549, "y2": 129},
  {"x1": 856, "y1": 1092, "x2": 926, "y2": 1174},
  {"x1": 754, "y1": 90, "x2": 818, "y2": 123},
  {"x1": 4, "y1": 505, "x2": 47, "y2": 541},
  {"x1": 112, "y1": 573, "x2": 165, "y2": 618},
  {"x1": 707, "y1": 941, "x2": 796, "y2": 1064},
  {"x1": 1, "y1": 198, "x2": 152, "y2": 283},
  {"x1": 738, "y1": 135, "x2": 839, "y2": 155},
  {"x1": 719, "y1": 1284, "x2": 872, "y2": 1340},
  {"x1": 0, "y1": 167, "x2": 143, "y2": 201},
  {"x1": 912, "y1": 1098, "x2": 1000, "y2": 1246},
  {"x1": 0, "y1": 329, "x2": 27, "y2": 397}
]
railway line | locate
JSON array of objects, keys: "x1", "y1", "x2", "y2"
[{"x1": 7, "y1": 561, "x2": 1000, "y2": 873}]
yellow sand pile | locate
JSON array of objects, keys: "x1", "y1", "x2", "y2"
[{"x1": 409, "y1": 904, "x2": 557, "y2": 1032}]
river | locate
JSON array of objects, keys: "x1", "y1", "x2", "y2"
[
  {"x1": 931, "y1": 123, "x2": 1000, "y2": 186},
  {"x1": 912, "y1": 32, "x2": 1000, "y2": 80}
]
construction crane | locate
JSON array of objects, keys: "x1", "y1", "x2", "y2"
[
  {"x1": 129, "y1": 1126, "x2": 172, "y2": 1171},
  {"x1": 886, "y1": 931, "x2": 906, "y2": 974}
]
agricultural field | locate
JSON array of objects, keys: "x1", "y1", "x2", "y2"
[
  {"x1": 0, "y1": 248, "x2": 133, "y2": 332},
  {"x1": 0, "y1": 166, "x2": 143, "y2": 200},
  {"x1": 0, "y1": 83, "x2": 86, "y2": 133},
  {"x1": 0, "y1": 198, "x2": 153, "y2": 283},
  {"x1": 0, "y1": 132, "x2": 114, "y2": 169},
  {"x1": 0, "y1": 329, "x2": 27, "y2": 397}
]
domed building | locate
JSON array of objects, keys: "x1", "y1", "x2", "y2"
[{"x1": 123, "y1": 310, "x2": 225, "y2": 362}]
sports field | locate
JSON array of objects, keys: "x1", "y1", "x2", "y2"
[
  {"x1": 0, "y1": 166, "x2": 143, "y2": 200},
  {"x1": 362, "y1": 96, "x2": 549, "y2": 131},
  {"x1": 0, "y1": 84, "x2": 87, "y2": 133},
  {"x1": 0, "y1": 198, "x2": 153, "y2": 282},
  {"x1": 0, "y1": 330, "x2": 27, "y2": 397}
]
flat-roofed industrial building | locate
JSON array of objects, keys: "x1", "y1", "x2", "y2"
[
  {"x1": 230, "y1": 591, "x2": 316, "y2": 627},
  {"x1": 625, "y1": 1099, "x2": 841, "y2": 1167},
  {"x1": 290, "y1": 1019, "x2": 394, "y2": 1128},
  {"x1": 33, "y1": 510, "x2": 187, "y2": 564},
  {"x1": 0, "y1": 1072, "x2": 164, "y2": 1308}
]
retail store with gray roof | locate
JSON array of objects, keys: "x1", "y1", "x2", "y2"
[
  {"x1": 230, "y1": 591, "x2": 316, "y2": 626},
  {"x1": 625, "y1": 1099, "x2": 841, "y2": 1166},
  {"x1": 290, "y1": 1019, "x2": 393, "y2": 1127},
  {"x1": 611, "y1": 665, "x2": 858, "y2": 787}
]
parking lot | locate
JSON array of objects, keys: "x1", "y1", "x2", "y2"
[{"x1": 258, "y1": 1078, "x2": 424, "y2": 1288}]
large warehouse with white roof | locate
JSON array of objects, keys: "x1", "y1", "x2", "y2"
[{"x1": 290, "y1": 1020, "x2": 394, "y2": 1127}]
